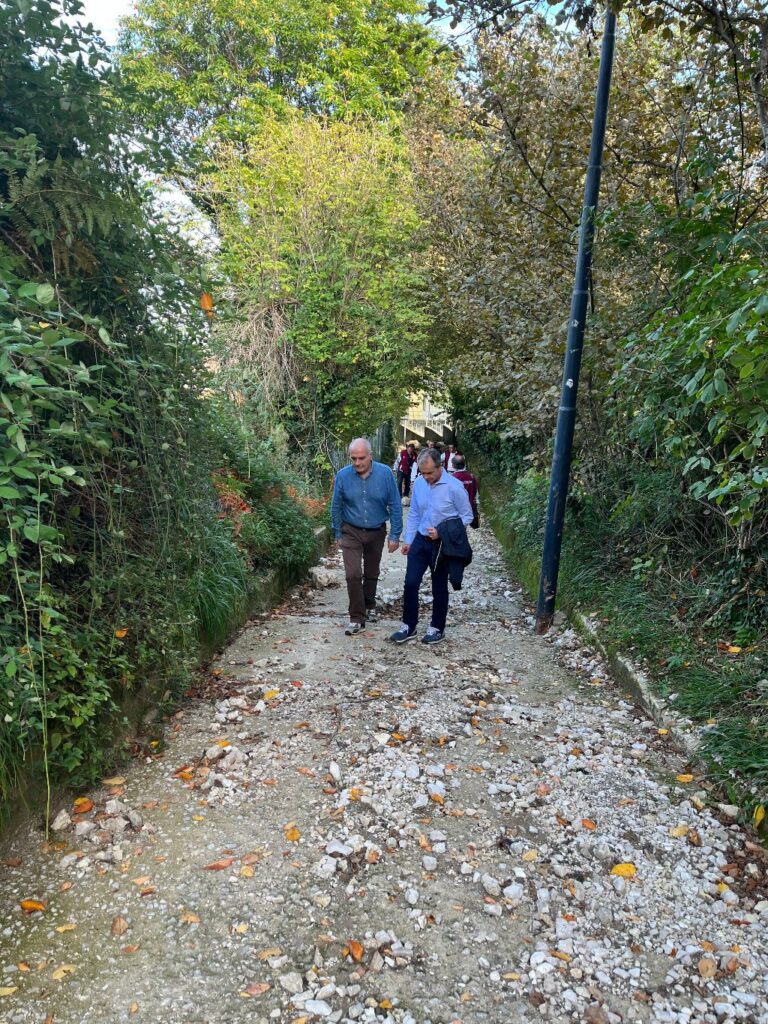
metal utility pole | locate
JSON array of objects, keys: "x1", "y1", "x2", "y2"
[{"x1": 535, "y1": 5, "x2": 617, "y2": 635}]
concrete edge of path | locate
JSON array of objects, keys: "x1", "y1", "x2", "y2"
[{"x1": 571, "y1": 610, "x2": 701, "y2": 761}]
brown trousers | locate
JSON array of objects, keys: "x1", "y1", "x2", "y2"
[{"x1": 338, "y1": 523, "x2": 386, "y2": 624}]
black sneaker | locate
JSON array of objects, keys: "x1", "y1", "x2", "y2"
[
  {"x1": 421, "y1": 627, "x2": 445, "y2": 645},
  {"x1": 366, "y1": 607, "x2": 380, "y2": 624},
  {"x1": 389, "y1": 624, "x2": 416, "y2": 643},
  {"x1": 345, "y1": 621, "x2": 365, "y2": 636}
]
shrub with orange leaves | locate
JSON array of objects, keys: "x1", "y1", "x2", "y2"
[{"x1": 212, "y1": 470, "x2": 252, "y2": 536}]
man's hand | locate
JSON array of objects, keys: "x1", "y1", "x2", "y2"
[
  {"x1": 400, "y1": 543, "x2": 410, "y2": 555},
  {"x1": 426, "y1": 526, "x2": 438, "y2": 540},
  {"x1": 387, "y1": 540, "x2": 399, "y2": 554}
]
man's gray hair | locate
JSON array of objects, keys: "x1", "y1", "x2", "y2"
[
  {"x1": 348, "y1": 437, "x2": 372, "y2": 454},
  {"x1": 417, "y1": 448, "x2": 441, "y2": 468}
]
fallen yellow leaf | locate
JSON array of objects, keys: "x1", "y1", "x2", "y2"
[
  {"x1": 131, "y1": 875, "x2": 151, "y2": 886},
  {"x1": 522, "y1": 850, "x2": 538, "y2": 862},
  {"x1": 669, "y1": 825, "x2": 689, "y2": 838},
  {"x1": 240, "y1": 865, "x2": 255, "y2": 878},
  {"x1": 130, "y1": 1002, "x2": 139, "y2": 1014},
  {"x1": 55, "y1": 924, "x2": 76, "y2": 933},
  {"x1": 676, "y1": 774, "x2": 695, "y2": 784},
  {"x1": 257, "y1": 947, "x2": 282, "y2": 960},
  {"x1": 429, "y1": 792, "x2": 445, "y2": 806},
  {"x1": 753, "y1": 805, "x2": 765, "y2": 828},
  {"x1": 0, "y1": 987, "x2": 18, "y2": 996},
  {"x1": 263, "y1": 689, "x2": 280, "y2": 700},
  {"x1": 114, "y1": 629, "x2": 128, "y2": 639},
  {"x1": 502, "y1": 972, "x2": 521, "y2": 981},
  {"x1": 657, "y1": 728, "x2": 669, "y2": 736},
  {"x1": 180, "y1": 912, "x2": 200, "y2": 924},
  {"x1": 102, "y1": 776, "x2": 126, "y2": 786},
  {"x1": 611, "y1": 863, "x2": 637, "y2": 878},
  {"x1": 283, "y1": 824, "x2": 301, "y2": 843},
  {"x1": 234, "y1": 922, "x2": 249, "y2": 934},
  {"x1": 73, "y1": 797, "x2": 94, "y2": 814},
  {"x1": 51, "y1": 964, "x2": 76, "y2": 981},
  {"x1": 348, "y1": 940, "x2": 365, "y2": 963}
]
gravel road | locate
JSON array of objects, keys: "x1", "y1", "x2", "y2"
[{"x1": 1, "y1": 524, "x2": 766, "y2": 1024}]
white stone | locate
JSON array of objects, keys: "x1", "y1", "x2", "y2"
[
  {"x1": 316, "y1": 856, "x2": 337, "y2": 879},
  {"x1": 503, "y1": 883, "x2": 524, "y2": 903},
  {"x1": 481, "y1": 874, "x2": 502, "y2": 897},
  {"x1": 304, "y1": 999, "x2": 332, "y2": 1016},
  {"x1": 326, "y1": 840, "x2": 353, "y2": 858},
  {"x1": 279, "y1": 973, "x2": 304, "y2": 994},
  {"x1": 51, "y1": 810, "x2": 71, "y2": 831}
]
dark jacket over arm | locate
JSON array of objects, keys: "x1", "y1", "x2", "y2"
[{"x1": 436, "y1": 516, "x2": 473, "y2": 590}]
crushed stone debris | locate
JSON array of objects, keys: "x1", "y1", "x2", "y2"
[{"x1": 0, "y1": 526, "x2": 766, "y2": 1023}]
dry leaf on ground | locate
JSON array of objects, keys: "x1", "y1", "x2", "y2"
[
  {"x1": 20, "y1": 899, "x2": 46, "y2": 914},
  {"x1": 202, "y1": 858, "x2": 235, "y2": 871},
  {"x1": 611, "y1": 863, "x2": 638, "y2": 878}
]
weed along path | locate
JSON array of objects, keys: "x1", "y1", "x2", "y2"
[{"x1": 1, "y1": 528, "x2": 767, "y2": 1024}]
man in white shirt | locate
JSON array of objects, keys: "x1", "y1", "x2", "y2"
[{"x1": 389, "y1": 448, "x2": 473, "y2": 645}]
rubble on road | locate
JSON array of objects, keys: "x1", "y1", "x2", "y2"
[{"x1": 0, "y1": 527, "x2": 765, "y2": 1024}]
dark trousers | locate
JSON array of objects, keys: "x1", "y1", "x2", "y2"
[
  {"x1": 396, "y1": 470, "x2": 411, "y2": 498},
  {"x1": 339, "y1": 523, "x2": 386, "y2": 624},
  {"x1": 403, "y1": 533, "x2": 449, "y2": 631}
]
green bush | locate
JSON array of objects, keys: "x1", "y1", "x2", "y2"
[{"x1": 0, "y1": 1, "x2": 316, "y2": 817}]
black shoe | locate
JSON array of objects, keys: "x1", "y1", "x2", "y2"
[
  {"x1": 366, "y1": 607, "x2": 380, "y2": 624},
  {"x1": 345, "y1": 621, "x2": 366, "y2": 636}
]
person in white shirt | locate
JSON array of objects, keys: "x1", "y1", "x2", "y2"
[{"x1": 389, "y1": 449, "x2": 473, "y2": 646}]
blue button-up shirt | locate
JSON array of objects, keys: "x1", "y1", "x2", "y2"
[
  {"x1": 331, "y1": 462, "x2": 403, "y2": 542},
  {"x1": 403, "y1": 469, "x2": 473, "y2": 544}
]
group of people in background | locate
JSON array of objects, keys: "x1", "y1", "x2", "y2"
[{"x1": 332, "y1": 436, "x2": 480, "y2": 645}]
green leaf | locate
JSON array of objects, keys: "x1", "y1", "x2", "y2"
[{"x1": 35, "y1": 283, "x2": 56, "y2": 305}]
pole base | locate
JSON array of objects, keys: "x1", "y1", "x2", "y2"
[{"x1": 534, "y1": 612, "x2": 553, "y2": 635}]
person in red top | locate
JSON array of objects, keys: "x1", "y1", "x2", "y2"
[
  {"x1": 451, "y1": 455, "x2": 479, "y2": 528},
  {"x1": 395, "y1": 444, "x2": 416, "y2": 498}
]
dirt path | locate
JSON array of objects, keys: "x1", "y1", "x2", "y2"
[{"x1": 1, "y1": 526, "x2": 767, "y2": 1024}]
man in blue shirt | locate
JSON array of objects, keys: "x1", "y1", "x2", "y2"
[
  {"x1": 331, "y1": 438, "x2": 402, "y2": 635},
  {"x1": 390, "y1": 448, "x2": 473, "y2": 645}
]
